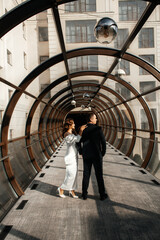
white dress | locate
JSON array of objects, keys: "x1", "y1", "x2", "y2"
[{"x1": 60, "y1": 134, "x2": 81, "y2": 191}]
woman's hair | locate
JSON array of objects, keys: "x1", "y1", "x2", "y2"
[{"x1": 62, "y1": 118, "x2": 77, "y2": 137}]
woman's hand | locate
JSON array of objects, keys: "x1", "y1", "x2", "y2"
[{"x1": 79, "y1": 125, "x2": 87, "y2": 136}]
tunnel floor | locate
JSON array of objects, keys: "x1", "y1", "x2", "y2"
[{"x1": 0, "y1": 142, "x2": 160, "y2": 240}]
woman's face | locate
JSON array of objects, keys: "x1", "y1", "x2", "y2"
[{"x1": 71, "y1": 122, "x2": 75, "y2": 130}]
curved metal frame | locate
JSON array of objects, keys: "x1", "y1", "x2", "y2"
[{"x1": 0, "y1": 0, "x2": 159, "y2": 196}]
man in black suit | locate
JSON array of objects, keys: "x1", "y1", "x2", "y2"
[{"x1": 80, "y1": 113, "x2": 107, "y2": 201}]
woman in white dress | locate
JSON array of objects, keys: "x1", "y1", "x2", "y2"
[{"x1": 57, "y1": 119, "x2": 86, "y2": 198}]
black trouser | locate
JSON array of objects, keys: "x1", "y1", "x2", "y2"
[{"x1": 82, "y1": 157, "x2": 105, "y2": 197}]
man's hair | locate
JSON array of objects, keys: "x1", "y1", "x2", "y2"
[{"x1": 87, "y1": 112, "x2": 95, "y2": 123}]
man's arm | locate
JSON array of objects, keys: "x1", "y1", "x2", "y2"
[{"x1": 99, "y1": 128, "x2": 106, "y2": 156}]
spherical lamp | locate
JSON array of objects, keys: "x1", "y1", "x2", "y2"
[
  {"x1": 116, "y1": 68, "x2": 126, "y2": 77},
  {"x1": 71, "y1": 100, "x2": 76, "y2": 106},
  {"x1": 94, "y1": 17, "x2": 118, "y2": 44},
  {"x1": 83, "y1": 93, "x2": 90, "y2": 99}
]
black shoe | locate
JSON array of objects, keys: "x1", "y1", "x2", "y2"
[
  {"x1": 100, "y1": 193, "x2": 108, "y2": 201},
  {"x1": 80, "y1": 194, "x2": 87, "y2": 200}
]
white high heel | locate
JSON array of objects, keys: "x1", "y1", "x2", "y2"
[
  {"x1": 69, "y1": 191, "x2": 78, "y2": 199},
  {"x1": 57, "y1": 187, "x2": 66, "y2": 198}
]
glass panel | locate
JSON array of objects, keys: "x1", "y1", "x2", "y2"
[
  {"x1": 131, "y1": 131, "x2": 150, "y2": 165},
  {"x1": 127, "y1": 98, "x2": 145, "y2": 130},
  {"x1": 0, "y1": 161, "x2": 17, "y2": 221},
  {"x1": 146, "y1": 137, "x2": 160, "y2": 178},
  {"x1": 99, "y1": 56, "x2": 115, "y2": 73},
  {"x1": 42, "y1": 131, "x2": 53, "y2": 156},
  {"x1": 119, "y1": 136, "x2": 132, "y2": 155},
  {"x1": 8, "y1": 139, "x2": 36, "y2": 190},
  {"x1": 31, "y1": 134, "x2": 47, "y2": 168},
  {"x1": 31, "y1": 102, "x2": 46, "y2": 134},
  {"x1": 115, "y1": 82, "x2": 131, "y2": 100},
  {"x1": 8, "y1": 94, "x2": 35, "y2": 139}
]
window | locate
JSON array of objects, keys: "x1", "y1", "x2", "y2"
[
  {"x1": 66, "y1": 20, "x2": 96, "y2": 43},
  {"x1": 24, "y1": 52, "x2": 27, "y2": 69},
  {"x1": 115, "y1": 83, "x2": 131, "y2": 100},
  {"x1": 8, "y1": 90, "x2": 13, "y2": 100},
  {"x1": 68, "y1": 55, "x2": 98, "y2": 73},
  {"x1": 141, "y1": 108, "x2": 157, "y2": 130},
  {"x1": 139, "y1": 55, "x2": 155, "y2": 75},
  {"x1": 7, "y1": 49, "x2": 12, "y2": 65},
  {"x1": 114, "y1": 29, "x2": 129, "y2": 49},
  {"x1": 139, "y1": 81, "x2": 156, "y2": 101},
  {"x1": 65, "y1": 0, "x2": 96, "y2": 12},
  {"x1": 0, "y1": 110, "x2": 3, "y2": 124},
  {"x1": 38, "y1": 27, "x2": 48, "y2": 41},
  {"x1": 40, "y1": 56, "x2": 49, "y2": 64},
  {"x1": 116, "y1": 59, "x2": 130, "y2": 75},
  {"x1": 139, "y1": 28, "x2": 154, "y2": 48},
  {"x1": 41, "y1": 84, "x2": 51, "y2": 99},
  {"x1": 119, "y1": 1, "x2": 146, "y2": 21}
]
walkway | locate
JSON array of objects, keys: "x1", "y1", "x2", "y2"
[{"x1": 0, "y1": 142, "x2": 160, "y2": 240}]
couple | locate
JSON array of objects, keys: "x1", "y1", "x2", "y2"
[{"x1": 57, "y1": 113, "x2": 108, "y2": 201}]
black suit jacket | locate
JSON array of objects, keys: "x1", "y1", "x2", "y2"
[{"x1": 80, "y1": 124, "x2": 106, "y2": 159}]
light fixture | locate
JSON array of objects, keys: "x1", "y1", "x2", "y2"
[
  {"x1": 115, "y1": 58, "x2": 126, "y2": 77},
  {"x1": 116, "y1": 68, "x2": 126, "y2": 76},
  {"x1": 71, "y1": 100, "x2": 76, "y2": 106},
  {"x1": 94, "y1": 17, "x2": 118, "y2": 44},
  {"x1": 81, "y1": 105, "x2": 85, "y2": 109},
  {"x1": 83, "y1": 93, "x2": 90, "y2": 99}
]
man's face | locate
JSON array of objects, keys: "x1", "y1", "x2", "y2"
[{"x1": 90, "y1": 114, "x2": 97, "y2": 125}]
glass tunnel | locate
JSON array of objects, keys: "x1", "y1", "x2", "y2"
[{"x1": 0, "y1": 0, "x2": 160, "y2": 221}]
